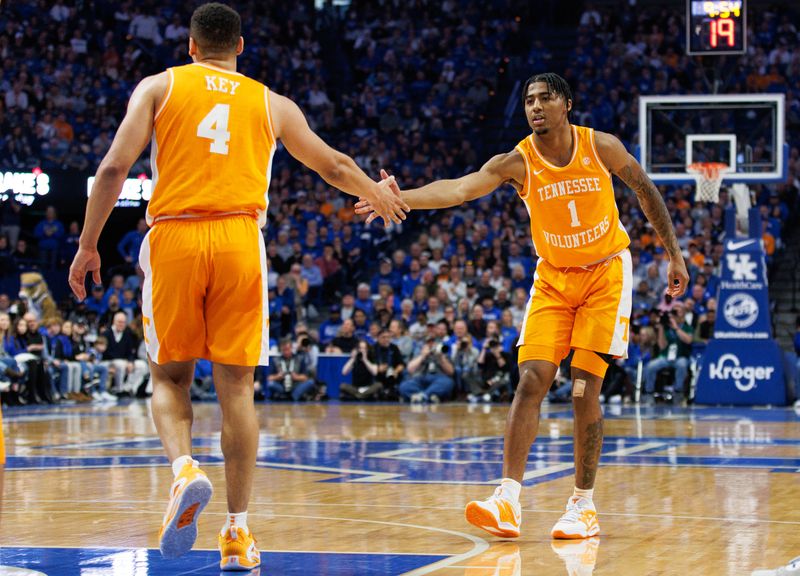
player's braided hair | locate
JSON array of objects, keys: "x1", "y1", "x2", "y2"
[
  {"x1": 522, "y1": 72, "x2": 573, "y2": 112},
  {"x1": 190, "y1": 3, "x2": 241, "y2": 54}
]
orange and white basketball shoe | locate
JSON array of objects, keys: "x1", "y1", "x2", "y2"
[
  {"x1": 158, "y1": 461, "x2": 213, "y2": 558},
  {"x1": 551, "y1": 537, "x2": 600, "y2": 575},
  {"x1": 550, "y1": 496, "x2": 600, "y2": 539},
  {"x1": 219, "y1": 525, "x2": 261, "y2": 571},
  {"x1": 465, "y1": 487, "x2": 522, "y2": 539}
]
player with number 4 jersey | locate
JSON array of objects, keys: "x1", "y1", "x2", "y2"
[
  {"x1": 69, "y1": 2, "x2": 408, "y2": 570},
  {"x1": 356, "y1": 72, "x2": 689, "y2": 541}
]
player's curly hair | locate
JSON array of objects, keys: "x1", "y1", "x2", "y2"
[
  {"x1": 522, "y1": 72, "x2": 573, "y2": 110},
  {"x1": 190, "y1": 3, "x2": 241, "y2": 54}
]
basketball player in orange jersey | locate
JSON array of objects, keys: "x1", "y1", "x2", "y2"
[
  {"x1": 357, "y1": 73, "x2": 688, "y2": 540},
  {"x1": 68, "y1": 3, "x2": 408, "y2": 570}
]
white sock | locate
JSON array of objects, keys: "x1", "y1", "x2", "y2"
[
  {"x1": 222, "y1": 511, "x2": 248, "y2": 535},
  {"x1": 499, "y1": 478, "x2": 522, "y2": 503},
  {"x1": 573, "y1": 486, "x2": 594, "y2": 501},
  {"x1": 171, "y1": 455, "x2": 195, "y2": 477}
]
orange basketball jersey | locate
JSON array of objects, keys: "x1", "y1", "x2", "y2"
[
  {"x1": 516, "y1": 125, "x2": 630, "y2": 268},
  {"x1": 148, "y1": 62, "x2": 276, "y2": 227}
]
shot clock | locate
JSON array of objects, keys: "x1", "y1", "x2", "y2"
[{"x1": 686, "y1": 0, "x2": 746, "y2": 55}]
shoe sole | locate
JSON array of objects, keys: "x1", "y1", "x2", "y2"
[
  {"x1": 465, "y1": 502, "x2": 520, "y2": 539},
  {"x1": 220, "y1": 555, "x2": 261, "y2": 571},
  {"x1": 159, "y1": 476, "x2": 213, "y2": 559},
  {"x1": 551, "y1": 526, "x2": 600, "y2": 539}
]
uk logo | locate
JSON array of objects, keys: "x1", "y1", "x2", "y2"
[{"x1": 726, "y1": 254, "x2": 757, "y2": 281}]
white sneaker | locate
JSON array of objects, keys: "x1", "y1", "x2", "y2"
[
  {"x1": 91, "y1": 391, "x2": 103, "y2": 401},
  {"x1": 481, "y1": 393, "x2": 492, "y2": 403},
  {"x1": 465, "y1": 486, "x2": 522, "y2": 539},
  {"x1": 429, "y1": 394, "x2": 441, "y2": 404},
  {"x1": 752, "y1": 556, "x2": 800, "y2": 575},
  {"x1": 552, "y1": 537, "x2": 600, "y2": 575},
  {"x1": 101, "y1": 391, "x2": 117, "y2": 401},
  {"x1": 467, "y1": 394, "x2": 480, "y2": 404},
  {"x1": 410, "y1": 392, "x2": 426, "y2": 404},
  {"x1": 551, "y1": 496, "x2": 600, "y2": 539}
]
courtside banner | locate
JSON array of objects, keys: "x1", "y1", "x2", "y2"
[
  {"x1": 694, "y1": 339, "x2": 786, "y2": 405},
  {"x1": 713, "y1": 238, "x2": 772, "y2": 339}
]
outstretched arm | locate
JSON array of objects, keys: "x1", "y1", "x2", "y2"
[
  {"x1": 269, "y1": 92, "x2": 409, "y2": 225},
  {"x1": 595, "y1": 131, "x2": 689, "y2": 297},
  {"x1": 69, "y1": 72, "x2": 168, "y2": 300},
  {"x1": 354, "y1": 150, "x2": 525, "y2": 222}
]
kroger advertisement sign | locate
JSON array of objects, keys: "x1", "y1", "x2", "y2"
[
  {"x1": 696, "y1": 225, "x2": 785, "y2": 406},
  {"x1": 695, "y1": 340, "x2": 785, "y2": 405}
]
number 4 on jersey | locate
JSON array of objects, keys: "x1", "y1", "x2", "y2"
[{"x1": 197, "y1": 103, "x2": 231, "y2": 155}]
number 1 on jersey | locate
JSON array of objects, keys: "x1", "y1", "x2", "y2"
[
  {"x1": 567, "y1": 199, "x2": 581, "y2": 228},
  {"x1": 197, "y1": 103, "x2": 231, "y2": 155}
]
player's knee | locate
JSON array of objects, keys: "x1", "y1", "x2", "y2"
[{"x1": 516, "y1": 367, "x2": 552, "y2": 403}]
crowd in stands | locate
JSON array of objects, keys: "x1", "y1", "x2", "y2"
[{"x1": 0, "y1": 1, "x2": 798, "y2": 407}]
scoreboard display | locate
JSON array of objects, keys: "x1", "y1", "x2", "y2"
[{"x1": 687, "y1": 0, "x2": 746, "y2": 56}]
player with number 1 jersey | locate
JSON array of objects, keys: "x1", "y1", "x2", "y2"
[{"x1": 356, "y1": 72, "x2": 688, "y2": 543}]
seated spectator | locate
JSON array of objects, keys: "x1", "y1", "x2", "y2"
[
  {"x1": 266, "y1": 338, "x2": 316, "y2": 401},
  {"x1": 643, "y1": 302, "x2": 693, "y2": 404},
  {"x1": 70, "y1": 320, "x2": 113, "y2": 401},
  {"x1": 694, "y1": 298, "x2": 716, "y2": 347},
  {"x1": 399, "y1": 337, "x2": 455, "y2": 403},
  {"x1": 315, "y1": 244, "x2": 343, "y2": 303},
  {"x1": 467, "y1": 304, "x2": 487, "y2": 340},
  {"x1": 102, "y1": 311, "x2": 148, "y2": 396},
  {"x1": 319, "y1": 305, "x2": 343, "y2": 346},
  {"x1": 352, "y1": 307, "x2": 371, "y2": 340},
  {"x1": 389, "y1": 319, "x2": 414, "y2": 360},
  {"x1": 326, "y1": 319, "x2": 358, "y2": 354},
  {"x1": 355, "y1": 283, "x2": 375, "y2": 316}
]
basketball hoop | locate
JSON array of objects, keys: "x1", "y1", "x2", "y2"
[{"x1": 687, "y1": 162, "x2": 731, "y2": 203}]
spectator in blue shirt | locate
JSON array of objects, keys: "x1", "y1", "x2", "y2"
[
  {"x1": 300, "y1": 253, "x2": 324, "y2": 308},
  {"x1": 319, "y1": 305, "x2": 343, "y2": 345},
  {"x1": 401, "y1": 258, "x2": 423, "y2": 299},
  {"x1": 355, "y1": 283, "x2": 374, "y2": 317},
  {"x1": 371, "y1": 258, "x2": 401, "y2": 295},
  {"x1": 33, "y1": 205, "x2": 64, "y2": 269},
  {"x1": 85, "y1": 285, "x2": 108, "y2": 315},
  {"x1": 117, "y1": 219, "x2": 148, "y2": 267}
]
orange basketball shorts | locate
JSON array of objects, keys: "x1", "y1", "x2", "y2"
[
  {"x1": 517, "y1": 250, "x2": 632, "y2": 369},
  {"x1": 139, "y1": 215, "x2": 269, "y2": 367}
]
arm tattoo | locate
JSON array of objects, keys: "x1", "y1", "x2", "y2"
[
  {"x1": 579, "y1": 419, "x2": 603, "y2": 488},
  {"x1": 617, "y1": 163, "x2": 681, "y2": 258}
]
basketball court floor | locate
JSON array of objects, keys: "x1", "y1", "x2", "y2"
[{"x1": 1, "y1": 401, "x2": 799, "y2": 575}]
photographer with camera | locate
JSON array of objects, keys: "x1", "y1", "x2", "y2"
[
  {"x1": 471, "y1": 337, "x2": 511, "y2": 403},
  {"x1": 447, "y1": 320, "x2": 480, "y2": 396},
  {"x1": 266, "y1": 338, "x2": 316, "y2": 401},
  {"x1": 340, "y1": 339, "x2": 381, "y2": 400},
  {"x1": 643, "y1": 301, "x2": 693, "y2": 404},
  {"x1": 398, "y1": 334, "x2": 455, "y2": 404}
]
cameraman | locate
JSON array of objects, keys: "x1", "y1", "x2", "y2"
[
  {"x1": 372, "y1": 329, "x2": 405, "y2": 399},
  {"x1": 472, "y1": 338, "x2": 511, "y2": 403},
  {"x1": 399, "y1": 336, "x2": 455, "y2": 403},
  {"x1": 267, "y1": 338, "x2": 316, "y2": 401},
  {"x1": 340, "y1": 339, "x2": 381, "y2": 400},
  {"x1": 644, "y1": 301, "x2": 693, "y2": 403},
  {"x1": 450, "y1": 323, "x2": 481, "y2": 397}
]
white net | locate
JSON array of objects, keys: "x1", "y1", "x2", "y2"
[{"x1": 687, "y1": 162, "x2": 731, "y2": 203}]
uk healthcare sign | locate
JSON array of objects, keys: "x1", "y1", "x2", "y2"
[{"x1": 695, "y1": 209, "x2": 785, "y2": 405}]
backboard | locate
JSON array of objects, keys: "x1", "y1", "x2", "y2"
[{"x1": 638, "y1": 94, "x2": 786, "y2": 185}]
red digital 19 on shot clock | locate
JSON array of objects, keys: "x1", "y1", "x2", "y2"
[{"x1": 687, "y1": 0, "x2": 746, "y2": 56}]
